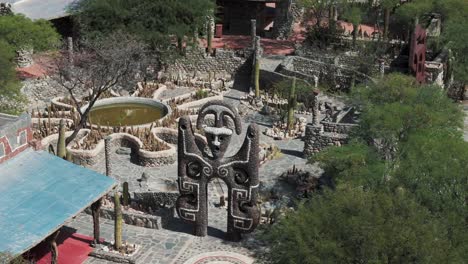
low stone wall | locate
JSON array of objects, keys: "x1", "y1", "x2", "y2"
[
  {"x1": 278, "y1": 56, "x2": 374, "y2": 91},
  {"x1": 166, "y1": 48, "x2": 251, "y2": 81},
  {"x1": 303, "y1": 124, "x2": 350, "y2": 156},
  {"x1": 85, "y1": 207, "x2": 161, "y2": 229},
  {"x1": 38, "y1": 129, "x2": 177, "y2": 167},
  {"x1": 133, "y1": 192, "x2": 179, "y2": 209},
  {"x1": 259, "y1": 69, "x2": 297, "y2": 92},
  {"x1": 321, "y1": 121, "x2": 358, "y2": 134}
]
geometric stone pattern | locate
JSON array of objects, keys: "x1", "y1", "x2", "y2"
[{"x1": 182, "y1": 251, "x2": 254, "y2": 264}]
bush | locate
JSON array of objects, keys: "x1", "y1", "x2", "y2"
[
  {"x1": 262, "y1": 187, "x2": 458, "y2": 264},
  {"x1": 0, "y1": 14, "x2": 59, "y2": 51}
]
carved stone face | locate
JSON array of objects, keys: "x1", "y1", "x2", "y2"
[
  {"x1": 196, "y1": 101, "x2": 242, "y2": 159},
  {"x1": 205, "y1": 126, "x2": 232, "y2": 159}
]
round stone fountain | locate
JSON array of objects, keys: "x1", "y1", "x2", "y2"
[{"x1": 81, "y1": 97, "x2": 171, "y2": 129}]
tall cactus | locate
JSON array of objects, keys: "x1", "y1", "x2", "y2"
[
  {"x1": 57, "y1": 119, "x2": 67, "y2": 159},
  {"x1": 207, "y1": 16, "x2": 213, "y2": 54},
  {"x1": 114, "y1": 191, "x2": 122, "y2": 251},
  {"x1": 287, "y1": 77, "x2": 297, "y2": 133},
  {"x1": 122, "y1": 182, "x2": 130, "y2": 207},
  {"x1": 254, "y1": 36, "x2": 261, "y2": 98},
  {"x1": 254, "y1": 57, "x2": 260, "y2": 98}
]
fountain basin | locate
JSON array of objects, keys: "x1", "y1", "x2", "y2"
[{"x1": 81, "y1": 97, "x2": 171, "y2": 129}]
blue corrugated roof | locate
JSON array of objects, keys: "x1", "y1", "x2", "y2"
[{"x1": 0, "y1": 150, "x2": 116, "y2": 255}]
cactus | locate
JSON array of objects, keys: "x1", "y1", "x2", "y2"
[
  {"x1": 57, "y1": 119, "x2": 67, "y2": 159},
  {"x1": 122, "y1": 182, "x2": 130, "y2": 207},
  {"x1": 114, "y1": 191, "x2": 123, "y2": 251},
  {"x1": 207, "y1": 19, "x2": 213, "y2": 54},
  {"x1": 254, "y1": 56, "x2": 260, "y2": 98},
  {"x1": 287, "y1": 77, "x2": 297, "y2": 133}
]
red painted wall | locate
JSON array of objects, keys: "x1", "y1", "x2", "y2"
[
  {"x1": 409, "y1": 25, "x2": 427, "y2": 84},
  {"x1": 0, "y1": 127, "x2": 32, "y2": 164}
]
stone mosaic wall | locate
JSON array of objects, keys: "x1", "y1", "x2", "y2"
[
  {"x1": 166, "y1": 48, "x2": 251, "y2": 81},
  {"x1": 303, "y1": 124, "x2": 350, "y2": 156},
  {"x1": 278, "y1": 56, "x2": 374, "y2": 91},
  {"x1": 272, "y1": 0, "x2": 302, "y2": 40},
  {"x1": 321, "y1": 121, "x2": 358, "y2": 134}
]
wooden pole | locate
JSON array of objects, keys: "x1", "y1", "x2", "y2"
[
  {"x1": 48, "y1": 230, "x2": 60, "y2": 264},
  {"x1": 91, "y1": 199, "x2": 102, "y2": 245}
]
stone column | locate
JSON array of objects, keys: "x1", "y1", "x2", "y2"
[
  {"x1": 251, "y1": 19, "x2": 257, "y2": 48},
  {"x1": 379, "y1": 59, "x2": 385, "y2": 78},
  {"x1": 104, "y1": 136, "x2": 112, "y2": 177},
  {"x1": 67, "y1": 37, "x2": 74, "y2": 64},
  {"x1": 16, "y1": 48, "x2": 34, "y2": 68},
  {"x1": 312, "y1": 89, "x2": 320, "y2": 126},
  {"x1": 303, "y1": 124, "x2": 322, "y2": 157},
  {"x1": 0, "y1": 3, "x2": 12, "y2": 15}
]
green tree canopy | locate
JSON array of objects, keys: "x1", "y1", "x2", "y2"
[
  {"x1": 0, "y1": 41, "x2": 24, "y2": 114},
  {"x1": 0, "y1": 14, "x2": 60, "y2": 51},
  {"x1": 306, "y1": 74, "x2": 468, "y2": 259},
  {"x1": 71, "y1": 0, "x2": 215, "y2": 49},
  {"x1": 262, "y1": 187, "x2": 458, "y2": 264}
]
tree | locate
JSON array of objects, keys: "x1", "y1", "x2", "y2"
[
  {"x1": 261, "y1": 187, "x2": 458, "y2": 264},
  {"x1": 298, "y1": 0, "x2": 342, "y2": 48},
  {"x1": 305, "y1": 74, "x2": 468, "y2": 260},
  {"x1": 380, "y1": 0, "x2": 399, "y2": 40},
  {"x1": 0, "y1": 41, "x2": 24, "y2": 114},
  {"x1": 342, "y1": 3, "x2": 363, "y2": 47},
  {"x1": 0, "y1": 14, "x2": 59, "y2": 51},
  {"x1": 351, "y1": 74, "x2": 463, "y2": 159},
  {"x1": 53, "y1": 32, "x2": 151, "y2": 145},
  {"x1": 71, "y1": 0, "x2": 215, "y2": 53}
]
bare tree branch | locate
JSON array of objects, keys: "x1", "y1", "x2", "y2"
[{"x1": 51, "y1": 32, "x2": 154, "y2": 145}]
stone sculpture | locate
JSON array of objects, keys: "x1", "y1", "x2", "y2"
[{"x1": 176, "y1": 100, "x2": 260, "y2": 241}]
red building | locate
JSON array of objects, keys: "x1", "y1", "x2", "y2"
[{"x1": 409, "y1": 24, "x2": 427, "y2": 84}]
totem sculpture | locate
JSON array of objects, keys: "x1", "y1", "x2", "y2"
[{"x1": 176, "y1": 101, "x2": 260, "y2": 241}]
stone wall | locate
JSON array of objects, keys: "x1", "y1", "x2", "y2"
[
  {"x1": 295, "y1": 47, "x2": 389, "y2": 77},
  {"x1": 85, "y1": 207, "x2": 161, "y2": 229},
  {"x1": 166, "y1": 47, "x2": 251, "y2": 81},
  {"x1": 272, "y1": 0, "x2": 302, "y2": 40},
  {"x1": 0, "y1": 2, "x2": 12, "y2": 16},
  {"x1": 278, "y1": 56, "x2": 374, "y2": 91},
  {"x1": 321, "y1": 121, "x2": 358, "y2": 134},
  {"x1": 303, "y1": 124, "x2": 350, "y2": 156}
]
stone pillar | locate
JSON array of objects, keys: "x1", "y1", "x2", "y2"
[
  {"x1": 313, "y1": 75, "x2": 319, "y2": 88},
  {"x1": 67, "y1": 37, "x2": 74, "y2": 64},
  {"x1": 312, "y1": 89, "x2": 320, "y2": 126},
  {"x1": 303, "y1": 124, "x2": 322, "y2": 157},
  {"x1": 104, "y1": 136, "x2": 112, "y2": 177},
  {"x1": 16, "y1": 48, "x2": 34, "y2": 68},
  {"x1": 379, "y1": 59, "x2": 385, "y2": 78},
  {"x1": 0, "y1": 3, "x2": 12, "y2": 15},
  {"x1": 251, "y1": 19, "x2": 257, "y2": 48}
]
